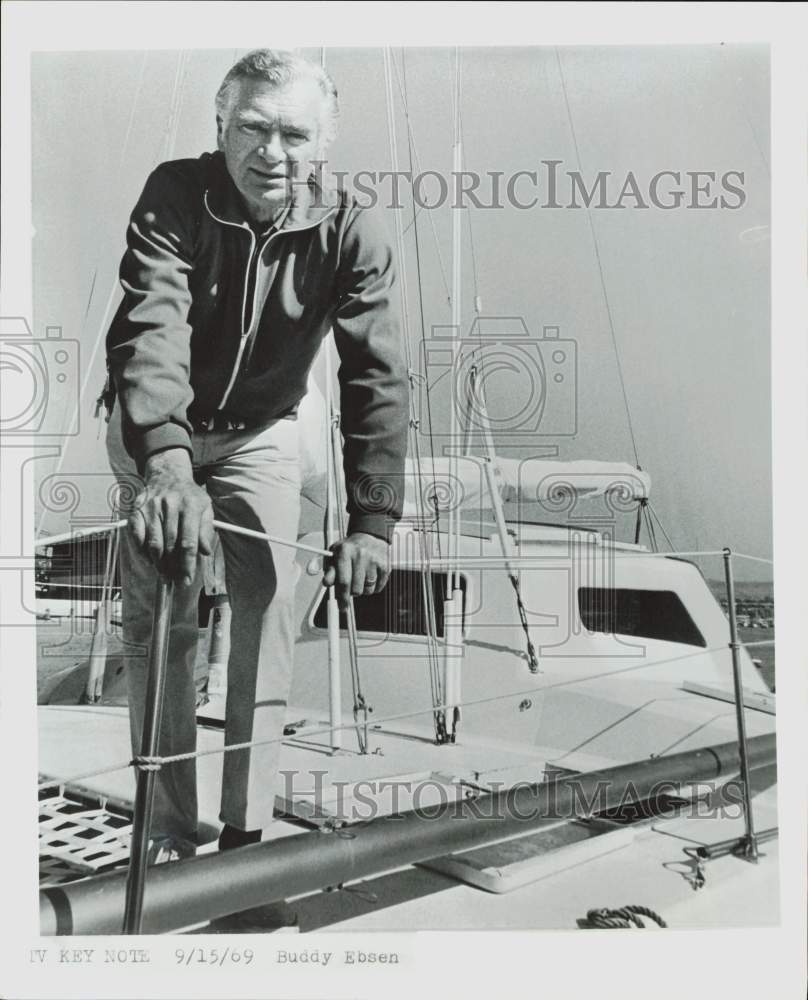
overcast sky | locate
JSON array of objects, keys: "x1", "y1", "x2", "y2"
[{"x1": 31, "y1": 44, "x2": 771, "y2": 579}]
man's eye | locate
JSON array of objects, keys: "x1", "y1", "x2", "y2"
[
  {"x1": 285, "y1": 132, "x2": 308, "y2": 143},
  {"x1": 241, "y1": 123, "x2": 262, "y2": 134}
]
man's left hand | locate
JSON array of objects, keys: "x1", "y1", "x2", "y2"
[{"x1": 323, "y1": 532, "x2": 391, "y2": 610}]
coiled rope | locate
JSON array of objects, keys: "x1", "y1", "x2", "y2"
[{"x1": 584, "y1": 905, "x2": 668, "y2": 929}]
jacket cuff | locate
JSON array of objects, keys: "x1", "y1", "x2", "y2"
[
  {"x1": 133, "y1": 422, "x2": 194, "y2": 474},
  {"x1": 347, "y1": 512, "x2": 397, "y2": 544}
]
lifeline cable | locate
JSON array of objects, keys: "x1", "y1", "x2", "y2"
[{"x1": 37, "y1": 635, "x2": 772, "y2": 792}]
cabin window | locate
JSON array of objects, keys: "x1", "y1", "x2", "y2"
[
  {"x1": 312, "y1": 570, "x2": 467, "y2": 638},
  {"x1": 577, "y1": 587, "x2": 706, "y2": 647}
]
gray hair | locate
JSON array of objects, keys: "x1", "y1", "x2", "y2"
[{"x1": 215, "y1": 49, "x2": 339, "y2": 147}]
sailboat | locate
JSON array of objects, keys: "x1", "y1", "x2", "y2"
[{"x1": 35, "y1": 46, "x2": 777, "y2": 935}]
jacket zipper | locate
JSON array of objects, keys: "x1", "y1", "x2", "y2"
[
  {"x1": 217, "y1": 228, "x2": 273, "y2": 410},
  {"x1": 203, "y1": 190, "x2": 338, "y2": 412}
]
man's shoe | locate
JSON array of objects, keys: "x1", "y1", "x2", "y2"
[
  {"x1": 146, "y1": 836, "x2": 196, "y2": 865},
  {"x1": 218, "y1": 823, "x2": 262, "y2": 851}
]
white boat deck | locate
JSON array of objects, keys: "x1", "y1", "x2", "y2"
[
  {"x1": 38, "y1": 703, "x2": 552, "y2": 838},
  {"x1": 38, "y1": 703, "x2": 779, "y2": 932},
  {"x1": 271, "y1": 791, "x2": 780, "y2": 932}
]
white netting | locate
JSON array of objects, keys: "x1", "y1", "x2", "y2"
[{"x1": 38, "y1": 782, "x2": 132, "y2": 886}]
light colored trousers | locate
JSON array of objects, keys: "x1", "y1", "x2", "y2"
[{"x1": 106, "y1": 403, "x2": 303, "y2": 847}]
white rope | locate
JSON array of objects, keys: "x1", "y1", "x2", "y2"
[
  {"x1": 34, "y1": 523, "x2": 773, "y2": 572},
  {"x1": 34, "y1": 519, "x2": 331, "y2": 558}
]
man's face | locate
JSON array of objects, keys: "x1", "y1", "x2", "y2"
[{"x1": 217, "y1": 75, "x2": 324, "y2": 224}]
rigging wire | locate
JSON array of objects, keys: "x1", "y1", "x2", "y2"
[
  {"x1": 448, "y1": 45, "x2": 463, "y2": 594},
  {"x1": 644, "y1": 502, "x2": 659, "y2": 552},
  {"x1": 648, "y1": 500, "x2": 677, "y2": 551},
  {"x1": 554, "y1": 48, "x2": 641, "y2": 469},
  {"x1": 554, "y1": 49, "x2": 682, "y2": 553},
  {"x1": 454, "y1": 69, "x2": 540, "y2": 674},
  {"x1": 328, "y1": 405, "x2": 371, "y2": 753},
  {"x1": 389, "y1": 56, "x2": 452, "y2": 309},
  {"x1": 721, "y1": 46, "x2": 770, "y2": 178},
  {"x1": 440, "y1": 45, "x2": 466, "y2": 742},
  {"x1": 457, "y1": 105, "x2": 485, "y2": 460},
  {"x1": 459, "y1": 111, "x2": 482, "y2": 306},
  {"x1": 384, "y1": 47, "x2": 447, "y2": 742},
  {"x1": 115, "y1": 51, "x2": 149, "y2": 181},
  {"x1": 320, "y1": 46, "x2": 369, "y2": 753},
  {"x1": 400, "y1": 50, "x2": 443, "y2": 558}
]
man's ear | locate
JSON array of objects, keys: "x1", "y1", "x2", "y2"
[{"x1": 216, "y1": 115, "x2": 225, "y2": 151}]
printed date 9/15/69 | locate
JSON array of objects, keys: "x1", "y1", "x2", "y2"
[{"x1": 175, "y1": 947, "x2": 254, "y2": 966}]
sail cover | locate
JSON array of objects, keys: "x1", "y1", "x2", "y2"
[
  {"x1": 400, "y1": 456, "x2": 651, "y2": 516},
  {"x1": 298, "y1": 375, "x2": 650, "y2": 519}
]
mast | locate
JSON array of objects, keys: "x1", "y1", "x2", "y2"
[
  {"x1": 443, "y1": 48, "x2": 464, "y2": 741},
  {"x1": 324, "y1": 337, "x2": 343, "y2": 752},
  {"x1": 320, "y1": 48, "x2": 343, "y2": 754}
]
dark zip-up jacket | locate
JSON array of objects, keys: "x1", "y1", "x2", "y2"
[{"x1": 106, "y1": 151, "x2": 409, "y2": 541}]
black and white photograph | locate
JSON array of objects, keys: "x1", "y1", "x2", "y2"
[{"x1": 1, "y1": 3, "x2": 806, "y2": 999}]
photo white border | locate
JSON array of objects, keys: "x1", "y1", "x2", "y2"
[{"x1": 1, "y1": 3, "x2": 805, "y2": 998}]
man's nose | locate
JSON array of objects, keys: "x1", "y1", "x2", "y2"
[{"x1": 257, "y1": 132, "x2": 285, "y2": 161}]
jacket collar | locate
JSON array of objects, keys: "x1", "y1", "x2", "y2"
[{"x1": 204, "y1": 151, "x2": 340, "y2": 234}]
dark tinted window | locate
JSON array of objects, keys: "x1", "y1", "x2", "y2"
[
  {"x1": 312, "y1": 570, "x2": 466, "y2": 637},
  {"x1": 578, "y1": 588, "x2": 706, "y2": 647}
]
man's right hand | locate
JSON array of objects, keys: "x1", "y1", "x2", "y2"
[{"x1": 130, "y1": 448, "x2": 215, "y2": 585}]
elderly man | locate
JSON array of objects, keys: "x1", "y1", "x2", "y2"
[{"x1": 104, "y1": 49, "x2": 408, "y2": 899}]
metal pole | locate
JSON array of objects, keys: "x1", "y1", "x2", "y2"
[
  {"x1": 122, "y1": 575, "x2": 175, "y2": 934},
  {"x1": 634, "y1": 500, "x2": 645, "y2": 545},
  {"x1": 205, "y1": 595, "x2": 231, "y2": 696},
  {"x1": 324, "y1": 335, "x2": 342, "y2": 752},
  {"x1": 328, "y1": 397, "x2": 368, "y2": 754},
  {"x1": 694, "y1": 826, "x2": 778, "y2": 860},
  {"x1": 83, "y1": 522, "x2": 120, "y2": 703},
  {"x1": 722, "y1": 548, "x2": 759, "y2": 860},
  {"x1": 83, "y1": 601, "x2": 109, "y2": 704},
  {"x1": 41, "y1": 732, "x2": 776, "y2": 935},
  {"x1": 443, "y1": 47, "x2": 464, "y2": 741}
]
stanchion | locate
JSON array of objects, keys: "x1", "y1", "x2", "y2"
[
  {"x1": 122, "y1": 576, "x2": 175, "y2": 934},
  {"x1": 722, "y1": 548, "x2": 759, "y2": 861}
]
